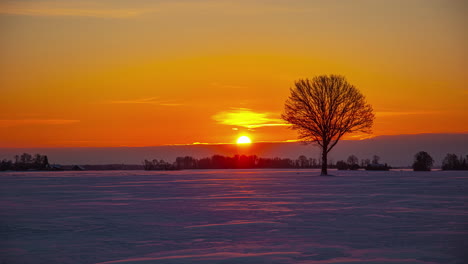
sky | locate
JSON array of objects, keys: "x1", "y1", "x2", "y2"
[{"x1": 0, "y1": 0, "x2": 467, "y2": 148}]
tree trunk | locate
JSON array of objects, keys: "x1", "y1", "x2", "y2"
[{"x1": 321, "y1": 148, "x2": 328, "y2": 175}]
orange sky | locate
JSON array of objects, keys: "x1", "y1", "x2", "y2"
[{"x1": 1, "y1": 0, "x2": 467, "y2": 148}]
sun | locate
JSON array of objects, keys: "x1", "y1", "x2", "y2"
[{"x1": 236, "y1": 136, "x2": 252, "y2": 144}]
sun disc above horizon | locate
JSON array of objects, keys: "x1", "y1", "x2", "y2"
[{"x1": 236, "y1": 136, "x2": 252, "y2": 144}]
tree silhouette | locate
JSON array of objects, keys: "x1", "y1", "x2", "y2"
[
  {"x1": 372, "y1": 155, "x2": 380, "y2": 165},
  {"x1": 347, "y1": 155, "x2": 358, "y2": 165},
  {"x1": 347, "y1": 155, "x2": 360, "y2": 170},
  {"x1": 20, "y1": 153, "x2": 32, "y2": 164},
  {"x1": 412, "y1": 151, "x2": 434, "y2": 171},
  {"x1": 282, "y1": 75, "x2": 374, "y2": 175},
  {"x1": 298, "y1": 155, "x2": 309, "y2": 168},
  {"x1": 42, "y1": 155, "x2": 49, "y2": 169},
  {"x1": 442, "y1": 154, "x2": 468, "y2": 170},
  {"x1": 336, "y1": 160, "x2": 348, "y2": 170},
  {"x1": 1, "y1": 153, "x2": 51, "y2": 171},
  {"x1": 361, "y1": 158, "x2": 371, "y2": 167}
]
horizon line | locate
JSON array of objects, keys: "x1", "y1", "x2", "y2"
[{"x1": 0, "y1": 132, "x2": 467, "y2": 149}]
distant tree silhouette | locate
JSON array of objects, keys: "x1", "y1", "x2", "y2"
[
  {"x1": 297, "y1": 155, "x2": 309, "y2": 168},
  {"x1": 42, "y1": 155, "x2": 49, "y2": 169},
  {"x1": 442, "y1": 154, "x2": 458, "y2": 170},
  {"x1": 0, "y1": 159, "x2": 13, "y2": 171},
  {"x1": 412, "y1": 151, "x2": 434, "y2": 171},
  {"x1": 365, "y1": 163, "x2": 391, "y2": 171},
  {"x1": 145, "y1": 154, "x2": 329, "y2": 170},
  {"x1": 362, "y1": 155, "x2": 391, "y2": 170},
  {"x1": 371, "y1": 155, "x2": 380, "y2": 165},
  {"x1": 20, "y1": 153, "x2": 32, "y2": 164},
  {"x1": 282, "y1": 75, "x2": 374, "y2": 175},
  {"x1": 336, "y1": 160, "x2": 348, "y2": 170},
  {"x1": 143, "y1": 159, "x2": 176, "y2": 170},
  {"x1": 0, "y1": 153, "x2": 51, "y2": 171},
  {"x1": 442, "y1": 154, "x2": 468, "y2": 170},
  {"x1": 347, "y1": 155, "x2": 358, "y2": 165},
  {"x1": 309, "y1": 158, "x2": 318, "y2": 167},
  {"x1": 361, "y1": 158, "x2": 371, "y2": 167},
  {"x1": 175, "y1": 156, "x2": 198, "y2": 170},
  {"x1": 347, "y1": 155, "x2": 360, "y2": 170}
]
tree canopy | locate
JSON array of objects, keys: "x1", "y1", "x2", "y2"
[
  {"x1": 282, "y1": 74, "x2": 374, "y2": 175},
  {"x1": 412, "y1": 151, "x2": 434, "y2": 171}
]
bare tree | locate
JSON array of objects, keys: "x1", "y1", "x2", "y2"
[
  {"x1": 361, "y1": 158, "x2": 371, "y2": 167},
  {"x1": 282, "y1": 75, "x2": 374, "y2": 175},
  {"x1": 298, "y1": 155, "x2": 309, "y2": 168},
  {"x1": 372, "y1": 155, "x2": 380, "y2": 165},
  {"x1": 347, "y1": 155, "x2": 359, "y2": 166},
  {"x1": 347, "y1": 155, "x2": 360, "y2": 170}
]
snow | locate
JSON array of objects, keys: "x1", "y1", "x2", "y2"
[{"x1": 0, "y1": 169, "x2": 467, "y2": 264}]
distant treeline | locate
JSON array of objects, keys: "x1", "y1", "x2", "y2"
[
  {"x1": 2, "y1": 152, "x2": 466, "y2": 172},
  {"x1": 144, "y1": 154, "x2": 388, "y2": 171},
  {"x1": 409, "y1": 152, "x2": 468, "y2": 171},
  {"x1": 0, "y1": 153, "x2": 49, "y2": 171},
  {"x1": 0, "y1": 153, "x2": 144, "y2": 171},
  {"x1": 441, "y1": 154, "x2": 468, "y2": 170},
  {"x1": 145, "y1": 155, "x2": 320, "y2": 170},
  {"x1": 336, "y1": 155, "x2": 391, "y2": 171},
  {"x1": 144, "y1": 152, "x2": 468, "y2": 171}
]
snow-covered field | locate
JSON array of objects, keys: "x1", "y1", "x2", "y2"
[{"x1": 1, "y1": 169, "x2": 467, "y2": 264}]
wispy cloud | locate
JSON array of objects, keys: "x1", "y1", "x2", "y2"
[
  {"x1": 0, "y1": 119, "x2": 80, "y2": 127},
  {"x1": 108, "y1": 97, "x2": 182, "y2": 106},
  {"x1": 345, "y1": 134, "x2": 376, "y2": 140},
  {"x1": 212, "y1": 108, "x2": 289, "y2": 129}
]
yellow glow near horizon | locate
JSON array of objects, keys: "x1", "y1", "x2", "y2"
[{"x1": 237, "y1": 136, "x2": 252, "y2": 144}]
